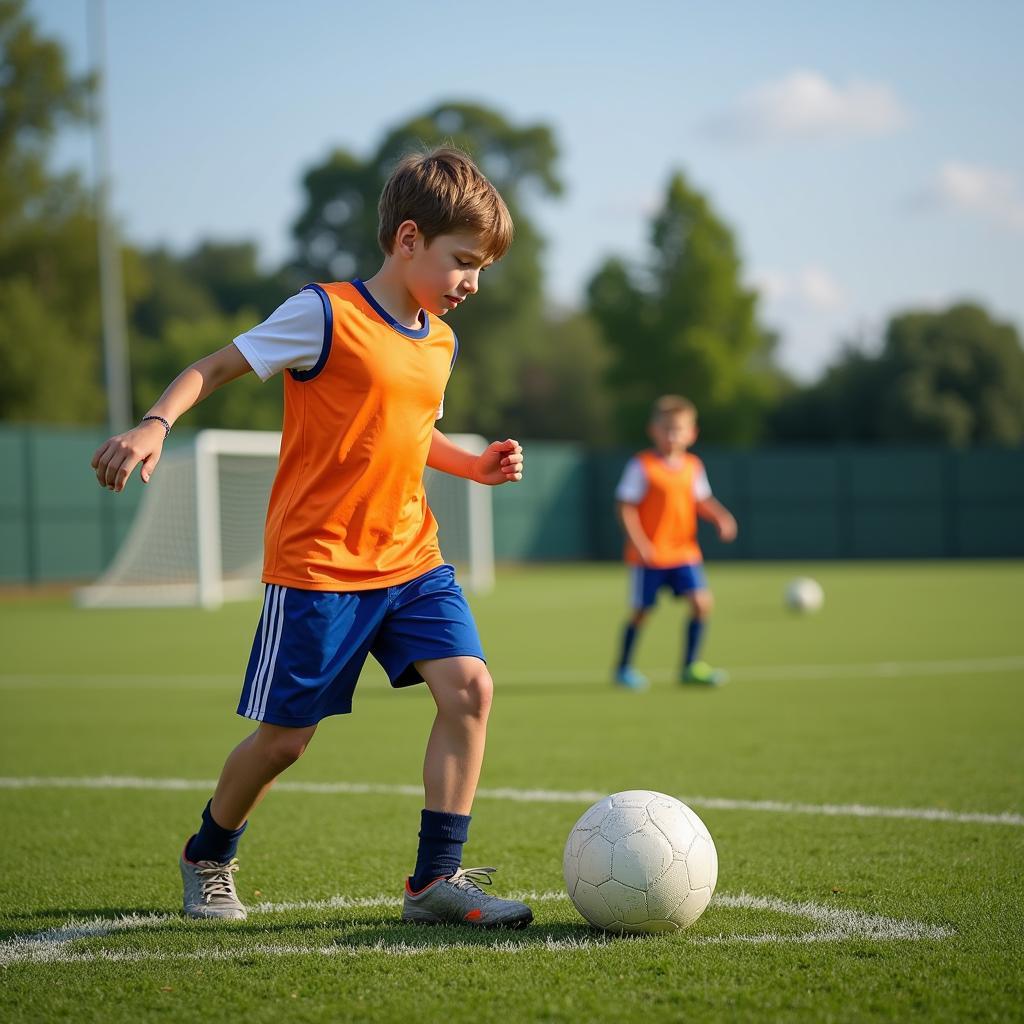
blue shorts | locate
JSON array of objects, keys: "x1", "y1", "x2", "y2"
[
  {"x1": 629, "y1": 563, "x2": 707, "y2": 610},
  {"x1": 237, "y1": 564, "x2": 485, "y2": 727}
]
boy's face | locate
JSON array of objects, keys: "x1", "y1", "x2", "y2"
[
  {"x1": 648, "y1": 412, "x2": 697, "y2": 455},
  {"x1": 402, "y1": 226, "x2": 491, "y2": 317}
]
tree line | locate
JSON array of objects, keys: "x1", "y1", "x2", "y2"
[{"x1": 3, "y1": 1, "x2": 1022, "y2": 447}]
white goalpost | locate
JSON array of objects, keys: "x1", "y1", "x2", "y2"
[{"x1": 77, "y1": 429, "x2": 495, "y2": 609}]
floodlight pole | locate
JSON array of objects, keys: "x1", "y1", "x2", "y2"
[{"x1": 88, "y1": 0, "x2": 132, "y2": 434}]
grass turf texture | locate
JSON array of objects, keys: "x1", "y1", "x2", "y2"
[{"x1": 0, "y1": 561, "x2": 1022, "y2": 1023}]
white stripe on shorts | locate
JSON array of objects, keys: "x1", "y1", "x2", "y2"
[
  {"x1": 255, "y1": 585, "x2": 288, "y2": 722},
  {"x1": 630, "y1": 566, "x2": 644, "y2": 609},
  {"x1": 244, "y1": 585, "x2": 275, "y2": 719},
  {"x1": 245, "y1": 585, "x2": 285, "y2": 721}
]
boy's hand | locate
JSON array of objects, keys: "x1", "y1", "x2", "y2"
[
  {"x1": 634, "y1": 540, "x2": 657, "y2": 565},
  {"x1": 473, "y1": 439, "x2": 523, "y2": 486},
  {"x1": 91, "y1": 420, "x2": 167, "y2": 492},
  {"x1": 717, "y1": 512, "x2": 738, "y2": 543}
]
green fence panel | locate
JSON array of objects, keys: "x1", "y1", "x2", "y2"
[
  {"x1": 0, "y1": 428, "x2": 29, "y2": 582},
  {"x1": 492, "y1": 443, "x2": 589, "y2": 560},
  {"x1": 952, "y1": 449, "x2": 1024, "y2": 556},
  {"x1": 741, "y1": 450, "x2": 842, "y2": 558},
  {"x1": 2, "y1": 426, "x2": 1022, "y2": 583},
  {"x1": 846, "y1": 449, "x2": 947, "y2": 557}
]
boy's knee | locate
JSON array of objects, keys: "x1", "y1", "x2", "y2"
[
  {"x1": 691, "y1": 591, "x2": 714, "y2": 618},
  {"x1": 255, "y1": 726, "x2": 313, "y2": 772},
  {"x1": 439, "y1": 664, "x2": 493, "y2": 720},
  {"x1": 630, "y1": 608, "x2": 649, "y2": 626},
  {"x1": 463, "y1": 667, "x2": 493, "y2": 719}
]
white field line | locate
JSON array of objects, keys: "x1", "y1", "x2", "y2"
[
  {"x1": 1, "y1": 775, "x2": 1021, "y2": 827},
  {"x1": 708, "y1": 893, "x2": 951, "y2": 944},
  {"x1": 1, "y1": 654, "x2": 1022, "y2": 689},
  {"x1": 0, "y1": 890, "x2": 951, "y2": 966}
]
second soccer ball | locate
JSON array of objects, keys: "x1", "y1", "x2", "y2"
[{"x1": 785, "y1": 577, "x2": 824, "y2": 613}]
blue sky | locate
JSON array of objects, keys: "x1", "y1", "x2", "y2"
[{"x1": 35, "y1": 0, "x2": 1024, "y2": 379}]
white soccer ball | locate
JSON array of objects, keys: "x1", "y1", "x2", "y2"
[
  {"x1": 785, "y1": 577, "x2": 824, "y2": 613},
  {"x1": 563, "y1": 790, "x2": 718, "y2": 933}
]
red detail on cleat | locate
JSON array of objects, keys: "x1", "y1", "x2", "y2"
[
  {"x1": 464, "y1": 909, "x2": 483, "y2": 922},
  {"x1": 405, "y1": 876, "x2": 446, "y2": 897}
]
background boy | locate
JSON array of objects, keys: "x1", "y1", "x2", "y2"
[
  {"x1": 614, "y1": 395, "x2": 737, "y2": 689},
  {"x1": 91, "y1": 148, "x2": 533, "y2": 928}
]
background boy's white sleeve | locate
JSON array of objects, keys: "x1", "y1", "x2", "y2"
[
  {"x1": 694, "y1": 465, "x2": 712, "y2": 502},
  {"x1": 615, "y1": 457, "x2": 648, "y2": 503},
  {"x1": 436, "y1": 397, "x2": 444, "y2": 420},
  {"x1": 232, "y1": 290, "x2": 325, "y2": 381}
]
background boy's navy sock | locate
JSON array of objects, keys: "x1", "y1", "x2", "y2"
[
  {"x1": 618, "y1": 623, "x2": 639, "y2": 669},
  {"x1": 410, "y1": 809, "x2": 471, "y2": 891},
  {"x1": 685, "y1": 618, "x2": 705, "y2": 666},
  {"x1": 185, "y1": 799, "x2": 247, "y2": 864}
]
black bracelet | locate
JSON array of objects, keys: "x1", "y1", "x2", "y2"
[{"x1": 141, "y1": 415, "x2": 171, "y2": 438}]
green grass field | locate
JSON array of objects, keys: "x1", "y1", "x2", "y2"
[{"x1": 1, "y1": 561, "x2": 1022, "y2": 1023}]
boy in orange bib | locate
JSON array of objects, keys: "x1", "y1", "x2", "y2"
[
  {"x1": 614, "y1": 395, "x2": 737, "y2": 689},
  {"x1": 92, "y1": 148, "x2": 533, "y2": 928}
]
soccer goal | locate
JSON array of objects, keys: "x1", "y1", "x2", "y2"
[{"x1": 77, "y1": 429, "x2": 495, "y2": 609}]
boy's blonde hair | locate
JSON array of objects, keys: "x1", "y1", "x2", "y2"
[
  {"x1": 377, "y1": 147, "x2": 514, "y2": 263},
  {"x1": 650, "y1": 395, "x2": 697, "y2": 423}
]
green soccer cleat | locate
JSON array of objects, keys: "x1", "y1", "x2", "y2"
[
  {"x1": 681, "y1": 661, "x2": 729, "y2": 687},
  {"x1": 614, "y1": 666, "x2": 649, "y2": 690},
  {"x1": 402, "y1": 866, "x2": 533, "y2": 928},
  {"x1": 180, "y1": 845, "x2": 248, "y2": 920}
]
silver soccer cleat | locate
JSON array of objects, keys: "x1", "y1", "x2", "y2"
[
  {"x1": 402, "y1": 866, "x2": 533, "y2": 928},
  {"x1": 179, "y1": 845, "x2": 248, "y2": 921}
]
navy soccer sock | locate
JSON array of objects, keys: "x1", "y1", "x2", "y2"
[
  {"x1": 618, "y1": 623, "x2": 639, "y2": 670},
  {"x1": 410, "y1": 809, "x2": 471, "y2": 892},
  {"x1": 685, "y1": 618, "x2": 705, "y2": 667},
  {"x1": 185, "y1": 799, "x2": 247, "y2": 864}
]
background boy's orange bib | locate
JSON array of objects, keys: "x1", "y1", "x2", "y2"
[
  {"x1": 262, "y1": 281, "x2": 455, "y2": 590},
  {"x1": 625, "y1": 450, "x2": 704, "y2": 568}
]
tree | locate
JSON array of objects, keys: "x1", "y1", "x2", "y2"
[
  {"x1": 0, "y1": 0, "x2": 110, "y2": 423},
  {"x1": 507, "y1": 312, "x2": 614, "y2": 444},
  {"x1": 132, "y1": 308, "x2": 282, "y2": 431},
  {"x1": 587, "y1": 172, "x2": 780, "y2": 444},
  {"x1": 770, "y1": 303, "x2": 1024, "y2": 445},
  {"x1": 290, "y1": 102, "x2": 562, "y2": 436}
]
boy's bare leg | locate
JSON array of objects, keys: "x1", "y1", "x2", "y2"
[
  {"x1": 402, "y1": 655, "x2": 532, "y2": 927},
  {"x1": 417, "y1": 656, "x2": 492, "y2": 814},
  {"x1": 180, "y1": 722, "x2": 316, "y2": 921},
  {"x1": 615, "y1": 607, "x2": 650, "y2": 689},
  {"x1": 681, "y1": 589, "x2": 726, "y2": 685},
  {"x1": 210, "y1": 722, "x2": 319, "y2": 828}
]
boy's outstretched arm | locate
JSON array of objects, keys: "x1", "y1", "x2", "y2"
[
  {"x1": 91, "y1": 342, "x2": 253, "y2": 493},
  {"x1": 617, "y1": 502, "x2": 656, "y2": 565},
  {"x1": 427, "y1": 428, "x2": 523, "y2": 486},
  {"x1": 696, "y1": 497, "x2": 738, "y2": 543}
]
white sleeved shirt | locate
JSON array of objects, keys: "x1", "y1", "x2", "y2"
[
  {"x1": 615, "y1": 455, "x2": 712, "y2": 504},
  {"x1": 233, "y1": 290, "x2": 445, "y2": 418}
]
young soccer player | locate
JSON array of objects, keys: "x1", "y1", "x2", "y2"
[
  {"x1": 91, "y1": 148, "x2": 533, "y2": 928},
  {"x1": 613, "y1": 395, "x2": 737, "y2": 689}
]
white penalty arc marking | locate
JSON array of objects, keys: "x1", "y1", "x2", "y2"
[
  {"x1": 0, "y1": 890, "x2": 951, "y2": 966},
  {"x1": 1, "y1": 775, "x2": 1021, "y2": 827}
]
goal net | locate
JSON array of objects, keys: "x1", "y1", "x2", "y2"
[{"x1": 77, "y1": 429, "x2": 495, "y2": 609}]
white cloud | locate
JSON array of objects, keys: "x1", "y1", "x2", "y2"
[
  {"x1": 750, "y1": 266, "x2": 850, "y2": 380},
  {"x1": 751, "y1": 265, "x2": 846, "y2": 312},
  {"x1": 915, "y1": 161, "x2": 1024, "y2": 231},
  {"x1": 704, "y1": 70, "x2": 906, "y2": 145}
]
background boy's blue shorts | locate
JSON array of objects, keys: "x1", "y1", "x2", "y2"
[
  {"x1": 630, "y1": 563, "x2": 707, "y2": 610},
  {"x1": 237, "y1": 564, "x2": 485, "y2": 727}
]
